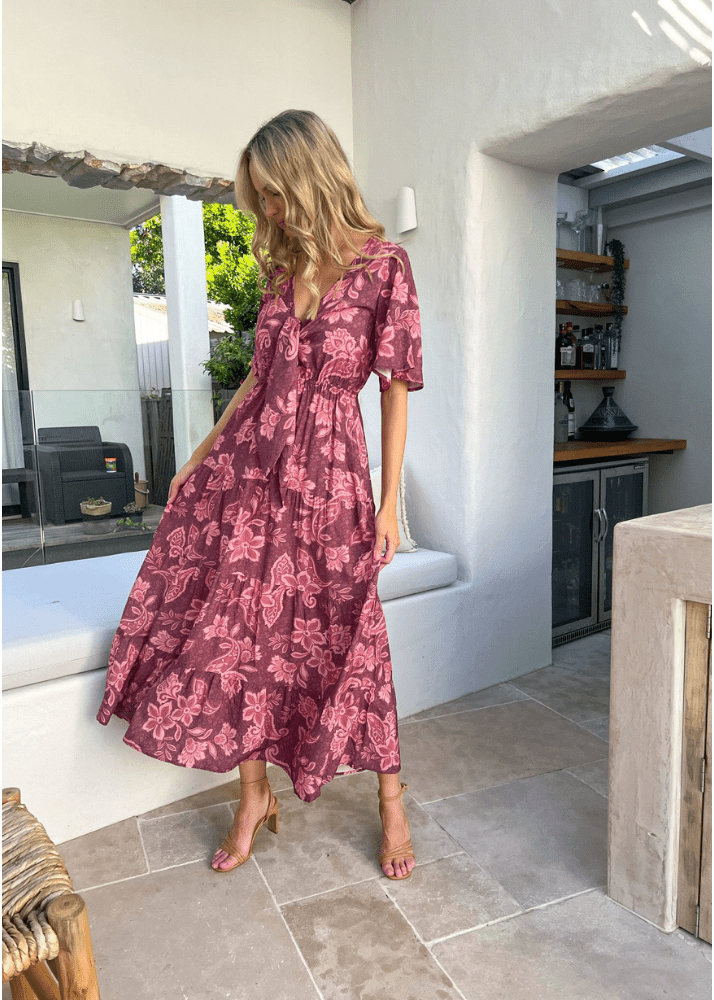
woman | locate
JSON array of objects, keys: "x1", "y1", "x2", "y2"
[{"x1": 96, "y1": 109, "x2": 423, "y2": 881}]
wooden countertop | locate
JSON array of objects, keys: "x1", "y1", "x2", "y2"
[{"x1": 554, "y1": 438, "x2": 686, "y2": 463}]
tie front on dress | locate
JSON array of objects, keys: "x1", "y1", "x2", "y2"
[{"x1": 254, "y1": 313, "x2": 302, "y2": 510}]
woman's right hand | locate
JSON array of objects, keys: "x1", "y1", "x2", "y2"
[{"x1": 167, "y1": 459, "x2": 202, "y2": 506}]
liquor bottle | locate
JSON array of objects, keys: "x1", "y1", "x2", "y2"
[
  {"x1": 580, "y1": 328, "x2": 596, "y2": 370},
  {"x1": 606, "y1": 323, "x2": 619, "y2": 369},
  {"x1": 555, "y1": 324, "x2": 575, "y2": 369},
  {"x1": 554, "y1": 381, "x2": 569, "y2": 443},
  {"x1": 563, "y1": 381, "x2": 576, "y2": 441},
  {"x1": 594, "y1": 323, "x2": 607, "y2": 370},
  {"x1": 570, "y1": 325, "x2": 581, "y2": 369}
]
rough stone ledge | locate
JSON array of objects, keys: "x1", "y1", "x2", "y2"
[{"x1": 2, "y1": 139, "x2": 236, "y2": 203}]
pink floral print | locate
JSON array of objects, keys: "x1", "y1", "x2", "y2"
[{"x1": 96, "y1": 236, "x2": 423, "y2": 802}]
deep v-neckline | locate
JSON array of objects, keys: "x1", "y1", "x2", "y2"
[{"x1": 291, "y1": 236, "x2": 375, "y2": 324}]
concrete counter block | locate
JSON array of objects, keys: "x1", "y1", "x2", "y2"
[{"x1": 608, "y1": 503, "x2": 711, "y2": 931}]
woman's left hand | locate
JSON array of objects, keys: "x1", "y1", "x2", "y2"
[{"x1": 374, "y1": 506, "x2": 400, "y2": 569}]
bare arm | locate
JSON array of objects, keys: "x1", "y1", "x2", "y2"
[
  {"x1": 190, "y1": 368, "x2": 259, "y2": 464},
  {"x1": 373, "y1": 378, "x2": 409, "y2": 567}
]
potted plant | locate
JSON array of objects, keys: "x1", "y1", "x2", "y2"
[
  {"x1": 120, "y1": 502, "x2": 143, "y2": 526},
  {"x1": 202, "y1": 330, "x2": 256, "y2": 421},
  {"x1": 604, "y1": 237, "x2": 626, "y2": 358},
  {"x1": 80, "y1": 497, "x2": 112, "y2": 535}
]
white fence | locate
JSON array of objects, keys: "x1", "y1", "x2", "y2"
[
  {"x1": 133, "y1": 294, "x2": 233, "y2": 394},
  {"x1": 134, "y1": 298, "x2": 171, "y2": 394}
]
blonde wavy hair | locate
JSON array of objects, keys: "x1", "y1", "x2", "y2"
[{"x1": 234, "y1": 109, "x2": 404, "y2": 321}]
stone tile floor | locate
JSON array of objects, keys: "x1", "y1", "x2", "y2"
[{"x1": 6, "y1": 630, "x2": 711, "y2": 999}]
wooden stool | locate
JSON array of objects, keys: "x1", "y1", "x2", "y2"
[{"x1": 2, "y1": 788, "x2": 101, "y2": 1000}]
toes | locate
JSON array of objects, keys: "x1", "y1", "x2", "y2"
[
  {"x1": 383, "y1": 857, "x2": 414, "y2": 878},
  {"x1": 212, "y1": 850, "x2": 235, "y2": 871}
]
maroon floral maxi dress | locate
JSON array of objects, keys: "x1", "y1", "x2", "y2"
[{"x1": 96, "y1": 236, "x2": 423, "y2": 802}]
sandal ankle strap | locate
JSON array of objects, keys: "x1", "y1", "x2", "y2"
[
  {"x1": 378, "y1": 781, "x2": 408, "y2": 801},
  {"x1": 240, "y1": 775, "x2": 268, "y2": 785}
]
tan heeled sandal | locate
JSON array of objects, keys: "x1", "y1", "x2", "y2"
[
  {"x1": 211, "y1": 774, "x2": 279, "y2": 873},
  {"x1": 378, "y1": 781, "x2": 416, "y2": 880}
]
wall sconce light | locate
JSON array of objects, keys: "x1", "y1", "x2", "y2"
[
  {"x1": 72, "y1": 300, "x2": 85, "y2": 322},
  {"x1": 396, "y1": 187, "x2": 417, "y2": 235}
]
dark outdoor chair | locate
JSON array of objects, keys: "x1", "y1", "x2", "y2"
[{"x1": 36, "y1": 426, "x2": 134, "y2": 525}]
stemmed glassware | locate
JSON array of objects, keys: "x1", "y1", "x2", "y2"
[
  {"x1": 571, "y1": 209, "x2": 594, "y2": 253},
  {"x1": 556, "y1": 211, "x2": 571, "y2": 250}
]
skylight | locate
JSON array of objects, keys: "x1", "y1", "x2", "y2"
[{"x1": 590, "y1": 145, "x2": 670, "y2": 172}]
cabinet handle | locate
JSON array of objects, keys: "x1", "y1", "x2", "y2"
[
  {"x1": 593, "y1": 508, "x2": 603, "y2": 543},
  {"x1": 600, "y1": 507, "x2": 609, "y2": 542}
]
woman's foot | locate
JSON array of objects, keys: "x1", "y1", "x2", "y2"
[
  {"x1": 211, "y1": 776, "x2": 272, "y2": 871},
  {"x1": 379, "y1": 788, "x2": 416, "y2": 879}
]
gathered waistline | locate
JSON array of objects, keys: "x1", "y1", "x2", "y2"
[{"x1": 255, "y1": 371, "x2": 360, "y2": 396}]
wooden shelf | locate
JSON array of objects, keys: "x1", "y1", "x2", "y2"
[
  {"x1": 556, "y1": 249, "x2": 630, "y2": 272},
  {"x1": 551, "y1": 250, "x2": 674, "y2": 465},
  {"x1": 555, "y1": 370, "x2": 626, "y2": 380},
  {"x1": 554, "y1": 438, "x2": 686, "y2": 463},
  {"x1": 557, "y1": 300, "x2": 628, "y2": 317}
]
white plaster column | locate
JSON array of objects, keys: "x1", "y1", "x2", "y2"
[{"x1": 159, "y1": 194, "x2": 213, "y2": 470}]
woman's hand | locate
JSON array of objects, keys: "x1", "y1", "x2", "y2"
[
  {"x1": 374, "y1": 505, "x2": 400, "y2": 569},
  {"x1": 167, "y1": 459, "x2": 202, "y2": 506}
]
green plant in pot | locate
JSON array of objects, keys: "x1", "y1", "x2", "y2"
[
  {"x1": 604, "y1": 237, "x2": 626, "y2": 349},
  {"x1": 80, "y1": 496, "x2": 113, "y2": 535},
  {"x1": 203, "y1": 330, "x2": 256, "y2": 418},
  {"x1": 119, "y1": 501, "x2": 143, "y2": 526},
  {"x1": 80, "y1": 497, "x2": 112, "y2": 517},
  {"x1": 203, "y1": 331, "x2": 255, "y2": 388}
]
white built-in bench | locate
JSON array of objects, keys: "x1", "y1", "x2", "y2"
[{"x1": 3, "y1": 549, "x2": 472, "y2": 842}]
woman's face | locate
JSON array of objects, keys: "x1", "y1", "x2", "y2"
[{"x1": 249, "y1": 158, "x2": 286, "y2": 230}]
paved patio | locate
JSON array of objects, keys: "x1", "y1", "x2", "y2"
[{"x1": 6, "y1": 630, "x2": 710, "y2": 999}]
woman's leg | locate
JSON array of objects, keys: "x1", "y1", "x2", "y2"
[
  {"x1": 377, "y1": 772, "x2": 416, "y2": 879},
  {"x1": 211, "y1": 759, "x2": 271, "y2": 870}
]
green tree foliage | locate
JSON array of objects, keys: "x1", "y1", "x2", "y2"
[
  {"x1": 130, "y1": 202, "x2": 267, "y2": 390},
  {"x1": 130, "y1": 202, "x2": 263, "y2": 331},
  {"x1": 130, "y1": 219, "x2": 166, "y2": 294}
]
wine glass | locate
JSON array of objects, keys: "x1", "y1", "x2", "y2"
[{"x1": 556, "y1": 212, "x2": 571, "y2": 250}]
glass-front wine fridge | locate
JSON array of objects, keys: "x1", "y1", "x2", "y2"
[{"x1": 552, "y1": 457, "x2": 649, "y2": 645}]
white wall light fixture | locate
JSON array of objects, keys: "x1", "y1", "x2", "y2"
[
  {"x1": 396, "y1": 186, "x2": 417, "y2": 234},
  {"x1": 72, "y1": 299, "x2": 85, "y2": 321}
]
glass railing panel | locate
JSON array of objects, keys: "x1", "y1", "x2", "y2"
[
  {"x1": 2, "y1": 389, "x2": 44, "y2": 569},
  {"x1": 10, "y1": 389, "x2": 214, "y2": 568}
]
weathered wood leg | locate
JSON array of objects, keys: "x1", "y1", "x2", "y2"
[
  {"x1": 22, "y1": 962, "x2": 60, "y2": 1000},
  {"x1": 8, "y1": 972, "x2": 38, "y2": 999},
  {"x1": 45, "y1": 895, "x2": 100, "y2": 1000}
]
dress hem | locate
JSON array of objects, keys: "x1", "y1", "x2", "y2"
[{"x1": 113, "y1": 718, "x2": 400, "y2": 802}]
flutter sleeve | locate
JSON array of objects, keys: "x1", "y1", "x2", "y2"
[{"x1": 371, "y1": 248, "x2": 424, "y2": 392}]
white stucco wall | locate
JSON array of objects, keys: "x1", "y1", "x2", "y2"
[
  {"x1": 352, "y1": 0, "x2": 711, "y2": 693},
  {"x1": 1, "y1": 210, "x2": 145, "y2": 479},
  {"x1": 2, "y1": 0, "x2": 353, "y2": 177}
]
